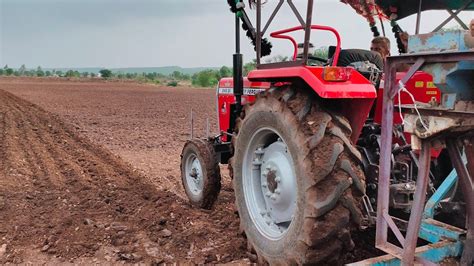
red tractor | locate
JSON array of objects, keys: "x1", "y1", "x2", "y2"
[{"x1": 180, "y1": 0, "x2": 473, "y2": 264}]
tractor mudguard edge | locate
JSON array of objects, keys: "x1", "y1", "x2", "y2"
[{"x1": 248, "y1": 66, "x2": 377, "y2": 142}]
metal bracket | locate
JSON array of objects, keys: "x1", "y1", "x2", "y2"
[
  {"x1": 377, "y1": 51, "x2": 474, "y2": 265},
  {"x1": 255, "y1": 0, "x2": 314, "y2": 67},
  {"x1": 432, "y1": 0, "x2": 474, "y2": 32}
]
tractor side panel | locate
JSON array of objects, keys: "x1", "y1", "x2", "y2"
[
  {"x1": 247, "y1": 66, "x2": 377, "y2": 98},
  {"x1": 217, "y1": 78, "x2": 270, "y2": 142}
]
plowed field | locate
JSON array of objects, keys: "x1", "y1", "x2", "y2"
[
  {"x1": 0, "y1": 77, "x2": 381, "y2": 264},
  {"x1": 0, "y1": 77, "x2": 247, "y2": 264}
]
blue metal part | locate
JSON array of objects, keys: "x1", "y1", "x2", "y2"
[
  {"x1": 424, "y1": 151, "x2": 466, "y2": 219},
  {"x1": 419, "y1": 219, "x2": 465, "y2": 243},
  {"x1": 423, "y1": 169, "x2": 458, "y2": 219},
  {"x1": 349, "y1": 218, "x2": 466, "y2": 265},
  {"x1": 408, "y1": 30, "x2": 473, "y2": 54},
  {"x1": 350, "y1": 162, "x2": 468, "y2": 265},
  {"x1": 349, "y1": 240, "x2": 463, "y2": 265},
  {"x1": 442, "y1": 93, "x2": 458, "y2": 109},
  {"x1": 408, "y1": 30, "x2": 474, "y2": 106}
]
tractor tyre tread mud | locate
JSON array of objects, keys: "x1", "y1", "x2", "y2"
[
  {"x1": 229, "y1": 86, "x2": 366, "y2": 265},
  {"x1": 180, "y1": 139, "x2": 221, "y2": 209}
]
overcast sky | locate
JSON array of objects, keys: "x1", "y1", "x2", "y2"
[{"x1": 0, "y1": 0, "x2": 472, "y2": 68}]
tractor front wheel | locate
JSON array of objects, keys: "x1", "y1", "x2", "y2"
[
  {"x1": 231, "y1": 87, "x2": 366, "y2": 265},
  {"x1": 180, "y1": 139, "x2": 221, "y2": 209}
]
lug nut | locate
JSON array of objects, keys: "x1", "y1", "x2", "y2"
[
  {"x1": 265, "y1": 192, "x2": 272, "y2": 198},
  {"x1": 275, "y1": 176, "x2": 281, "y2": 183},
  {"x1": 275, "y1": 188, "x2": 281, "y2": 195},
  {"x1": 262, "y1": 182, "x2": 268, "y2": 188},
  {"x1": 270, "y1": 194, "x2": 277, "y2": 201}
]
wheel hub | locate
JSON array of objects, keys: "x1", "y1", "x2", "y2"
[
  {"x1": 185, "y1": 155, "x2": 203, "y2": 196},
  {"x1": 266, "y1": 170, "x2": 278, "y2": 193},
  {"x1": 260, "y1": 141, "x2": 297, "y2": 224}
]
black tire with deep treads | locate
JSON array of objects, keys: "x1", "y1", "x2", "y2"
[
  {"x1": 230, "y1": 86, "x2": 366, "y2": 265},
  {"x1": 180, "y1": 139, "x2": 221, "y2": 209}
]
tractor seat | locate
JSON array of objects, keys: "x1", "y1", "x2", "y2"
[
  {"x1": 329, "y1": 47, "x2": 384, "y2": 70},
  {"x1": 329, "y1": 47, "x2": 383, "y2": 85}
]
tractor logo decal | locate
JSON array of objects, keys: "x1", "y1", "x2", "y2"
[{"x1": 218, "y1": 87, "x2": 266, "y2": 95}]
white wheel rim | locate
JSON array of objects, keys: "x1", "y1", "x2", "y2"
[
  {"x1": 185, "y1": 153, "x2": 204, "y2": 197},
  {"x1": 242, "y1": 127, "x2": 297, "y2": 240}
]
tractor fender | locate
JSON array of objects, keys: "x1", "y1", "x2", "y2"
[
  {"x1": 247, "y1": 67, "x2": 376, "y2": 142},
  {"x1": 247, "y1": 66, "x2": 377, "y2": 99}
]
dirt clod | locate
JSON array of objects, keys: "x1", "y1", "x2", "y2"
[
  {"x1": 41, "y1": 245, "x2": 50, "y2": 252},
  {"x1": 0, "y1": 244, "x2": 7, "y2": 257},
  {"x1": 160, "y1": 229, "x2": 172, "y2": 238}
]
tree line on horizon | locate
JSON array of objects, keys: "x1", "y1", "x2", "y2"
[
  {"x1": 0, "y1": 64, "x2": 99, "y2": 79},
  {"x1": 0, "y1": 62, "x2": 258, "y2": 88},
  {"x1": 0, "y1": 49, "x2": 328, "y2": 87}
]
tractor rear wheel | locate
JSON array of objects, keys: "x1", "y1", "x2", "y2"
[
  {"x1": 231, "y1": 86, "x2": 366, "y2": 265},
  {"x1": 180, "y1": 139, "x2": 221, "y2": 209}
]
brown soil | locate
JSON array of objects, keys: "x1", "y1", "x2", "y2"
[
  {"x1": 0, "y1": 77, "x2": 387, "y2": 264},
  {"x1": 0, "y1": 77, "x2": 248, "y2": 264}
]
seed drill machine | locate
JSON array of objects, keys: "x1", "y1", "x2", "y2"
[{"x1": 180, "y1": 0, "x2": 474, "y2": 264}]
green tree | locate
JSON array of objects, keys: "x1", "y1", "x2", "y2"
[
  {"x1": 0, "y1": 69, "x2": 4, "y2": 75},
  {"x1": 45, "y1": 70, "x2": 52, "y2": 77},
  {"x1": 219, "y1": 66, "x2": 232, "y2": 78},
  {"x1": 81, "y1": 72, "x2": 89, "y2": 78},
  {"x1": 99, "y1": 69, "x2": 112, "y2": 79},
  {"x1": 243, "y1": 60, "x2": 257, "y2": 76},
  {"x1": 65, "y1": 70, "x2": 80, "y2": 78},
  {"x1": 36, "y1": 66, "x2": 45, "y2": 77},
  {"x1": 170, "y1": 71, "x2": 183, "y2": 80},
  {"x1": 65, "y1": 70, "x2": 74, "y2": 77},
  {"x1": 313, "y1": 47, "x2": 329, "y2": 59},
  {"x1": 18, "y1": 64, "x2": 27, "y2": 76},
  {"x1": 145, "y1": 72, "x2": 156, "y2": 80},
  {"x1": 192, "y1": 70, "x2": 219, "y2": 87}
]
